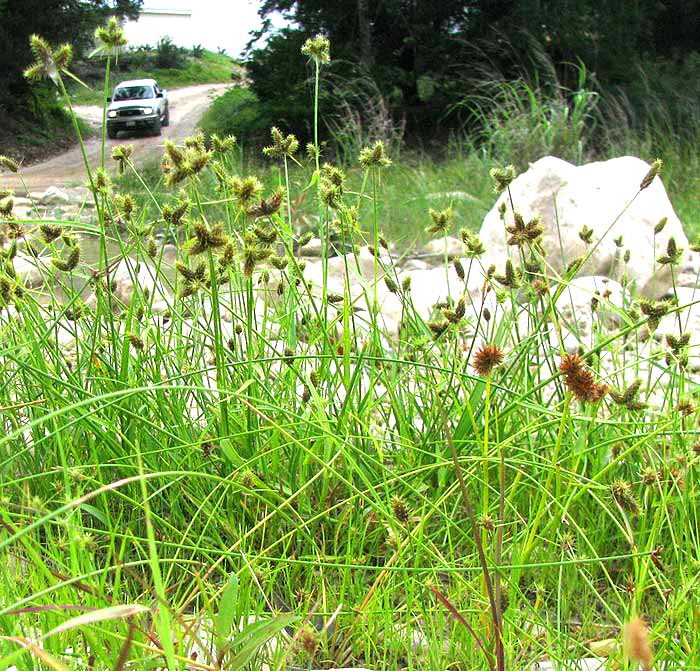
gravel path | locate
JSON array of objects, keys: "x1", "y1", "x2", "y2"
[{"x1": 0, "y1": 83, "x2": 231, "y2": 195}]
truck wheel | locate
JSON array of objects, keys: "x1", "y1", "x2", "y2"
[
  {"x1": 107, "y1": 126, "x2": 118, "y2": 139},
  {"x1": 163, "y1": 107, "x2": 170, "y2": 127},
  {"x1": 152, "y1": 116, "x2": 162, "y2": 136}
]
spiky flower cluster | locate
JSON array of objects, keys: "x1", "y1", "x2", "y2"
[
  {"x1": 89, "y1": 167, "x2": 111, "y2": 196},
  {"x1": 461, "y1": 229, "x2": 485, "y2": 258},
  {"x1": 23, "y1": 35, "x2": 72, "y2": 83},
  {"x1": 639, "y1": 298, "x2": 672, "y2": 332},
  {"x1": 442, "y1": 297, "x2": 465, "y2": 324},
  {"x1": 113, "y1": 193, "x2": 135, "y2": 221},
  {"x1": 209, "y1": 134, "x2": 236, "y2": 154},
  {"x1": 640, "y1": 158, "x2": 662, "y2": 191},
  {"x1": 0, "y1": 196, "x2": 14, "y2": 221},
  {"x1": 111, "y1": 144, "x2": 133, "y2": 175},
  {"x1": 0, "y1": 246, "x2": 24, "y2": 310},
  {"x1": 231, "y1": 176, "x2": 263, "y2": 211},
  {"x1": 666, "y1": 331, "x2": 690, "y2": 369},
  {"x1": 162, "y1": 194, "x2": 190, "y2": 228},
  {"x1": 40, "y1": 223, "x2": 62, "y2": 244},
  {"x1": 428, "y1": 320, "x2": 448, "y2": 339},
  {"x1": 359, "y1": 141, "x2": 392, "y2": 169},
  {"x1": 559, "y1": 353, "x2": 607, "y2": 404},
  {"x1": 426, "y1": 208, "x2": 453, "y2": 236},
  {"x1": 319, "y1": 163, "x2": 346, "y2": 209},
  {"x1": 0, "y1": 156, "x2": 19, "y2": 173},
  {"x1": 176, "y1": 260, "x2": 208, "y2": 298},
  {"x1": 161, "y1": 136, "x2": 211, "y2": 186},
  {"x1": 472, "y1": 344, "x2": 505, "y2": 377},
  {"x1": 453, "y1": 258, "x2": 465, "y2": 281},
  {"x1": 578, "y1": 224, "x2": 594, "y2": 244},
  {"x1": 506, "y1": 212, "x2": 543, "y2": 248},
  {"x1": 241, "y1": 227, "x2": 275, "y2": 278},
  {"x1": 657, "y1": 236, "x2": 683, "y2": 266},
  {"x1": 609, "y1": 379, "x2": 647, "y2": 411},
  {"x1": 52, "y1": 239, "x2": 80, "y2": 272},
  {"x1": 610, "y1": 479, "x2": 639, "y2": 514},
  {"x1": 95, "y1": 17, "x2": 128, "y2": 50},
  {"x1": 301, "y1": 34, "x2": 330, "y2": 64},
  {"x1": 489, "y1": 165, "x2": 516, "y2": 193},
  {"x1": 188, "y1": 222, "x2": 228, "y2": 256},
  {"x1": 247, "y1": 187, "x2": 285, "y2": 218},
  {"x1": 262, "y1": 127, "x2": 299, "y2": 159},
  {"x1": 494, "y1": 259, "x2": 522, "y2": 289}
]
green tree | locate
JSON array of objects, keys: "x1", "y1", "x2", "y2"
[
  {"x1": 245, "y1": 0, "x2": 700, "y2": 147},
  {"x1": 0, "y1": 0, "x2": 142, "y2": 109}
]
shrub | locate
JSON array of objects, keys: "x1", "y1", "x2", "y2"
[
  {"x1": 154, "y1": 36, "x2": 183, "y2": 69},
  {"x1": 200, "y1": 87, "x2": 284, "y2": 146},
  {"x1": 461, "y1": 62, "x2": 599, "y2": 170}
]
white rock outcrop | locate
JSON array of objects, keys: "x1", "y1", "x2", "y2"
[
  {"x1": 111, "y1": 257, "x2": 172, "y2": 312},
  {"x1": 479, "y1": 156, "x2": 688, "y2": 298},
  {"x1": 32, "y1": 185, "x2": 70, "y2": 205},
  {"x1": 555, "y1": 275, "x2": 628, "y2": 342}
]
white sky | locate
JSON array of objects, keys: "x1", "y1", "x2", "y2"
[{"x1": 124, "y1": 0, "x2": 288, "y2": 56}]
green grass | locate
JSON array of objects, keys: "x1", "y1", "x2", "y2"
[{"x1": 1, "y1": 25, "x2": 700, "y2": 671}]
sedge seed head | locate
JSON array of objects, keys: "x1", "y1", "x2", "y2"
[
  {"x1": 623, "y1": 617, "x2": 652, "y2": 671},
  {"x1": 301, "y1": 34, "x2": 330, "y2": 64},
  {"x1": 489, "y1": 165, "x2": 516, "y2": 192},
  {"x1": 472, "y1": 344, "x2": 504, "y2": 377},
  {"x1": 640, "y1": 159, "x2": 662, "y2": 190},
  {"x1": 95, "y1": 16, "x2": 128, "y2": 49},
  {"x1": 559, "y1": 353, "x2": 607, "y2": 404},
  {"x1": 610, "y1": 479, "x2": 640, "y2": 514},
  {"x1": 359, "y1": 140, "x2": 392, "y2": 169},
  {"x1": 0, "y1": 155, "x2": 19, "y2": 173}
]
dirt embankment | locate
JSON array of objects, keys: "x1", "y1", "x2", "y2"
[{"x1": 0, "y1": 83, "x2": 230, "y2": 196}]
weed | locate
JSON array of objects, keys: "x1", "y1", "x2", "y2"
[{"x1": 0, "y1": 23, "x2": 698, "y2": 671}]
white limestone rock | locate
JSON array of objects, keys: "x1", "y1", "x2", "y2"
[
  {"x1": 422, "y1": 235, "x2": 463, "y2": 261},
  {"x1": 13, "y1": 251, "x2": 45, "y2": 288},
  {"x1": 554, "y1": 275, "x2": 628, "y2": 345},
  {"x1": 675, "y1": 250, "x2": 700, "y2": 288},
  {"x1": 111, "y1": 257, "x2": 172, "y2": 312},
  {"x1": 479, "y1": 156, "x2": 688, "y2": 298},
  {"x1": 33, "y1": 185, "x2": 70, "y2": 205},
  {"x1": 324, "y1": 245, "x2": 392, "y2": 286}
]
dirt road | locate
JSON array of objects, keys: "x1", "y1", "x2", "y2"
[{"x1": 0, "y1": 83, "x2": 231, "y2": 194}]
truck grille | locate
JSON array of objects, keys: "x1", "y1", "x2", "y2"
[{"x1": 117, "y1": 109, "x2": 142, "y2": 117}]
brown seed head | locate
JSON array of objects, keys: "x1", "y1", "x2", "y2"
[
  {"x1": 559, "y1": 353, "x2": 607, "y2": 404},
  {"x1": 623, "y1": 616, "x2": 652, "y2": 671},
  {"x1": 472, "y1": 344, "x2": 504, "y2": 377},
  {"x1": 640, "y1": 159, "x2": 662, "y2": 191}
]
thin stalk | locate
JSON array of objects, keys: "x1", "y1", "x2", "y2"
[
  {"x1": 520, "y1": 392, "x2": 572, "y2": 564},
  {"x1": 439, "y1": 405, "x2": 504, "y2": 671}
]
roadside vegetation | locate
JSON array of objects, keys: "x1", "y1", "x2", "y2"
[
  {"x1": 68, "y1": 43, "x2": 242, "y2": 106},
  {"x1": 0, "y1": 43, "x2": 239, "y2": 165},
  {"x1": 1, "y1": 20, "x2": 698, "y2": 671}
]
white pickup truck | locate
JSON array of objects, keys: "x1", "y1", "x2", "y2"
[{"x1": 106, "y1": 78, "x2": 169, "y2": 139}]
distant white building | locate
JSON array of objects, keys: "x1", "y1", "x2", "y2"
[
  {"x1": 121, "y1": 1, "x2": 288, "y2": 55},
  {"x1": 123, "y1": 5, "x2": 193, "y2": 49}
]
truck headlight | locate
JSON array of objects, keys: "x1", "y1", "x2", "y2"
[
  {"x1": 141, "y1": 107, "x2": 153, "y2": 114},
  {"x1": 107, "y1": 110, "x2": 117, "y2": 118}
]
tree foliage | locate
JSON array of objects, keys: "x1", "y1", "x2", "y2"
[
  {"x1": 244, "y1": 0, "x2": 700, "y2": 146},
  {"x1": 0, "y1": 0, "x2": 142, "y2": 110}
]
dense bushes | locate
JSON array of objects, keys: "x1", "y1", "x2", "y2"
[{"x1": 199, "y1": 88, "x2": 272, "y2": 146}]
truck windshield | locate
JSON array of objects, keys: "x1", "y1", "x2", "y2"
[{"x1": 113, "y1": 86, "x2": 154, "y2": 101}]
